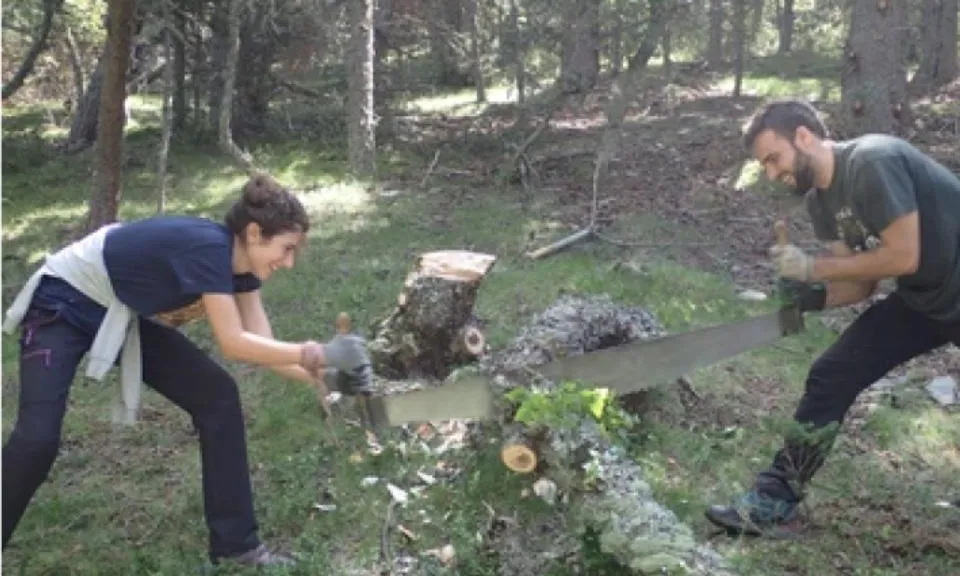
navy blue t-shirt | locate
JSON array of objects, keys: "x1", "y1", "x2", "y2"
[
  {"x1": 30, "y1": 216, "x2": 260, "y2": 335},
  {"x1": 102, "y1": 215, "x2": 260, "y2": 316}
]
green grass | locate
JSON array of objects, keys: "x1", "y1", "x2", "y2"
[{"x1": 3, "y1": 75, "x2": 959, "y2": 575}]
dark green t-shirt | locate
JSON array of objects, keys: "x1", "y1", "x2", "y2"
[{"x1": 805, "y1": 134, "x2": 960, "y2": 322}]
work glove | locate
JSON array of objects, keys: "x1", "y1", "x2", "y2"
[
  {"x1": 778, "y1": 278, "x2": 827, "y2": 312},
  {"x1": 769, "y1": 243, "x2": 815, "y2": 282},
  {"x1": 300, "y1": 334, "x2": 371, "y2": 373},
  {"x1": 322, "y1": 365, "x2": 375, "y2": 396}
]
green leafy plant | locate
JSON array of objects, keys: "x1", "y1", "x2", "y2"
[{"x1": 505, "y1": 381, "x2": 635, "y2": 441}]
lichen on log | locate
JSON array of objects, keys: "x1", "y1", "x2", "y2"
[{"x1": 473, "y1": 294, "x2": 733, "y2": 575}]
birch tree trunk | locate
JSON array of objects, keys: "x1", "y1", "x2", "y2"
[
  {"x1": 347, "y1": 0, "x2": 377, "y2": 178},
  {"x1": 218, "y1": 0, "x2": 253, "y2": 170}
]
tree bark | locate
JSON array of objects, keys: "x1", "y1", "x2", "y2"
[
  {"x1": 347, "y1": 0, "x2": 376, "y2": 178},
  {"x1": 778, "y1": 0, "x2": 794, "y2": 54},
  {"x1": 627, "y1": 0, "x2": 674, "y2": 72},
  {"x1": 218, "y1": 0, "x2": 253, "y2": 170},
  {"x1": 65, "y1": 57, "x2": 104, "y2": 152},
  {"x1": 2, "y1": 0, "x2": 65, "y2": 101},
  {"x1": 172, "y1": 0, "x2": 188, "y2": 132},
  {"x1": 560, "y1": 0, "x2": 601, "y2": 93},
  {"x1": 64, "y1": 25, "x2": 85, "y2": 105},
  {"x1": 841, "y1": 0, "x2": 909, "y2": 136},
  {"x1": 87, "y1": 0, "x2": 136, "y2": 233},
  {"x1": 707, "y1": 0, "x2": 723, "y2": 68},
  {"x1": 469, "y1": 0, "x2": 486, "y2": 103},
  {"x1": 912, "y1": 0, "x2": 959, "y2": 92},
  {"x1": 369, "y1": 251, "x2": 497, "y2": 380},
  {"x1": 732, "y1": 0, "x2": 747, "y2": 97},
  {"x1": 158, "y1": 1, "x2": 175, "y2": 214},
  {"x1": 509, "y1": 0, "x2": 525, "y2": 106},
  {"x1": 207, "y1": 0, "x2": 228, "y2": 134}
]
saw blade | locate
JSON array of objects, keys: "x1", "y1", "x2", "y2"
[
  {"x1": 363, "y1": 376, "x2": 497, "y2": 428},
  {"x1": 534, "y1": 307, "x2": 801, "y2": 394},
  {"x1": 363, "y1": 306, "x2": 802, "y2": 427}
]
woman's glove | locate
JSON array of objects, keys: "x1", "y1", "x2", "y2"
[{"x1": 300, "y1": 334, "x2": 371, "y2": 373}]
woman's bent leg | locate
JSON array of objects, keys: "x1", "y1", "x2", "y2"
[{"x1": 137, "y1": 318, "x2": 262, "y2": 561}]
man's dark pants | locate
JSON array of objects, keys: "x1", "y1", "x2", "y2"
[
  {"x1": 2, "y1": 306, "x2": 262, "y2": 560},
  {"x1": 756, "y1": 291, "x2": 960, "y2": 502}
]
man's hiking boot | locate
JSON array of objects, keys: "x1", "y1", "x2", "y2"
[
  {"x1": 705, "y1": 489, "x2": 800, "y2": 538},
  {"x1": 213, "y1": 543, "x2": 298, "y2": 567}
]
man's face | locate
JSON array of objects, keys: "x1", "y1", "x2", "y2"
[{"x1": 752, "y1": 129, "x2": 816, "y2": 195}]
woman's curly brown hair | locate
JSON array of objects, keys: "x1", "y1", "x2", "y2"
[{"x1": 224, "y1": 172, "x2": 310, "y2": 241}]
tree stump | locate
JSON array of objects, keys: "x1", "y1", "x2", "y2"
[{"x1": 369, "y1": 250, "x2": 496, "y2": 379}]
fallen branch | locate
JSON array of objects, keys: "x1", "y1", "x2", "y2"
[
  {"x1": 526, "y1": 228, "x2": 594, "y2": 260},
  {"x1": 420, "y1": 149, "x2": 442, "y2": 188},
  {"x1": 271, "y1": 74, "x2": 345, "y2": 99}
]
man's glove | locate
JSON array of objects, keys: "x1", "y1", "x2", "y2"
[
  {"x1": 322, "y1": 365, "x2": 375, "y2": 396},
  {"x1": 778, "y1": 278, "x2": 827, "y2": 312},
  {"x1": 770, "y1": 243, "x2": 815, "y2": 282}
]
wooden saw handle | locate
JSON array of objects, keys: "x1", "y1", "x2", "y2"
[{"x1": 336, "y1": 312, "x2": 351, "y2": 335}]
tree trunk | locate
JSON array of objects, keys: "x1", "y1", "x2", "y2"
[
  {"x1": 64, "y1": 25, "x2": 85, "y2": 105},
  {"x1": 732, "y1": 0, "x2": 746, "y2": 97},
  {"x1": 65, "y1": 57, "x2": 104, "y2": 152},
  {"x1": 707, "y1": 0, "x2": 724, "y2": 68},
  {"x1": 912, "y1": 0, "x2": 959, "y2": 92},
  {"x1": 2, "y1": 0, "x2": 64, "y2": 101},
  {"x1": 218, "y1": 0, "x2": 253, "y2": 170},
  {"x1": 610, "y1": 0, "x2": 623, "y2": 76},
  {"x1": 509, "y1": 0, "x2": 525, "y2": 106},
  {"x1": 749, "y1": 0, "x2": 764, "y2": 43},
  {"x1": 628, "y1": 0, "x2": 673, "y2": 72},
  {"x1": 207, "y1": 0, "x2": 228, "y2": 134},
  {"x1": 560, "y1": 0, "x2": 601, "y2": 93},
  {"x1": 469, "y1": 0, "x2": 486, "y2": 103},
  {"x1": 841, "y1": 0, "x2": 909, "y2": 136},
  {"x1": 192, "y1": 0, "x2": 204, "y2": 135},
  {"x1": 172, "y1": 0, "x2": 188, "y2": 132},
  {"x1": 232, "y1": 4, "x2": 280, "y2": 140},
  {"x1": 428, "y1": 0, "x2": 469, "y2": 86},
  {"x1": 347, "y1": 0, "x2": 376, "y2": 178},
  {"x1": 87, "y1": 0, "x2": 136, "y2": 233},
  {"x1": 158, "y1": 0, "x2": 174, "y2": 214},
  {"x1": 661, "y1": 24, "x2": 672, "y2": 74},
  {"x1": 778, "y1": 0, "x2": 794, "y2": 54},
  {"x1": 369, "y1": 251, "x2": 497, "y2": 379}
]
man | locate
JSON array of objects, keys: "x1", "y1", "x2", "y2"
[{"x1": 705, "y1": 99, "x2": 960, "y2": 536}]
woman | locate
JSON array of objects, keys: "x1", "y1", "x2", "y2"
[{"x1": 1, "y1": 173, "x2": 370, "y2": 566}]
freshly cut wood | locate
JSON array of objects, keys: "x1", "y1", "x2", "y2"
[
  {"x1": 453, "y1": 324, "x2": 485, "y2": 358},
  {"x1": 501, "y1": 432, "x2": 538, "y2": 474},
  {"x1": 370, "y1": 250, "x2": 496, "y2": 379}
]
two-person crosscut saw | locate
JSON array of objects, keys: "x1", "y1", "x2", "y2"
[{"x1": 356, "y1": 221, "x2": 806, "y2": 428}]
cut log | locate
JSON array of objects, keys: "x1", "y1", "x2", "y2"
[
  {"x1": 501, "y1": 431, "x2": 538, "y2": 474},
  {"x1": 452, "y1": 324, "x2": 485, "y2": 358},
  {"x1": 370, "y1": 250, "x2": 496, "y2": 379}
]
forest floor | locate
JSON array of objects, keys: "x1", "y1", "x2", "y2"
[{"x1": 2, "y1": 54, "x2": 959, "y2": 575}]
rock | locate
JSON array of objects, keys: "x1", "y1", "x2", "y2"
[
  {"x1": 736, "y1": 289, "x2": 767, "y2": 302},
  {"x1": 926, "y1": 375, "x2": 957, "y2": 406},
  {"x1": 532, "y1": 478, "x2": 558, "y2": 505}
]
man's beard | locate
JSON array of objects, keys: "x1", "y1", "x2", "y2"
[{"x1": 791, "y1": 148, "x2": 816, "y2": 196}]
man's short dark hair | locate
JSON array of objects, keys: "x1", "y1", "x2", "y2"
[{"x1": 741, "y1": 99, "x2": 829, "y2": 151}]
